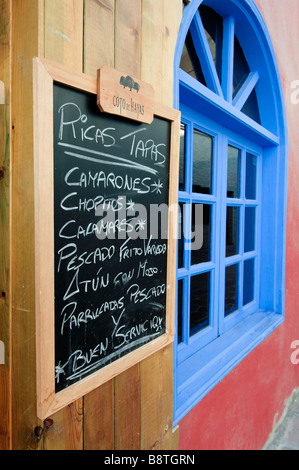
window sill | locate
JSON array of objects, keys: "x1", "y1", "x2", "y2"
[{"x1": 174, "y1": 310, "x2": 284, "y2": 424}]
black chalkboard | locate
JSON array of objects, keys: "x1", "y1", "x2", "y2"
[{"x1": 53, "y1": 83, "x2": 171, "y2": 392}]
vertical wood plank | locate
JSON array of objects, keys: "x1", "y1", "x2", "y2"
[
  {"x1": 141, "y1": 0, "x2": 182, "y2": 106},
  {"x1": 0, "y1": 0, "x2": 11, "y2": 450},
  {"x1": 141, "y1": 0, "x2": 164, "y2": 103},
  {"x1": 162, "y1": 0, "x2": 182, "y2": 107},
  {"x1": 0, "y1": 368, "x2": 10, "y2": 450},
  {"x1": 45, "y1": 0, "x2": 83, "y2": 72},
  {"x1": 84, "y1": 381, "x2": 115, "y2": 450},
  {"x1": 84, "y1": 0, "x2": 115, "y2": 77},
  {"x1": 115, "y1": 0, "x2": 141, "y2": 78},
  {"x1": 83, "y1": 0, "x2": 116, "y2": 450},
  {"x1": 44, "y1": 402, "x2": 83, "y2": 450},
  {"x1": 140, "y1": 345, "x2": 174, "y2": 450},
  {"x1": 41, "y1": 0, "x2": 84, "y2": 449},
  {"x1": 114, "y1": 366, "x2": 140, "y2": 450},
  {"x1": 11, "y1": 0, "x2": 44, "y2": 450}
]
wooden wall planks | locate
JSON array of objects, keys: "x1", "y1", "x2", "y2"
[
  {"x1": 141, "y1": 0, "x2": 164, "y2": 103},
  {"x1": 43, "y1": 401, "x2": 83, "y2": 450},
  {"x1": 114, "y1": 366, "x2": 141, "y2": 450},
  {"x1": 163, "y1": 0, "x2": 183, "y2": 107},
  {"x1": 0, "y1": 1, "x2": 11, "y2": 450},
  {"x1": 6, "y1": 0, "x2": 182, "y2": 450},
  {"x1": 84, "y1": 381, "x2": 115, "y2": 450},
  {"x1": 45, "y1": 0, "x2": 84, "y2": 72},
  {"x1": 115, "y1": 0, "x2": 141, "y2": 78},
  {"x1": 84, "y1": 0, "x2": 115, "y2": 76},
  {"x1": 10, "y1": 0, "x2": 42, "y2": 450}
]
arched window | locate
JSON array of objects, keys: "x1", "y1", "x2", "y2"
[{"x1": 173, "y1": 0, "x2": 288, "y2": 424}]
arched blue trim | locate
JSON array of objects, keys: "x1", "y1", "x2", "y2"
[
  {"x1": 174, "y1": 0, "x2": 288, "y2": 146},
  {"x1": 173, "y1": 0, "x2": 289, "y2": 424}
]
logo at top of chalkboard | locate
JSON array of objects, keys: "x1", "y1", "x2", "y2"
[{"x1": 120, "y1": 75, "x2": 140, "y2": 93}]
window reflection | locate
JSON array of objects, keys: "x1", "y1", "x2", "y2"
[
  {"x1": 178, "y1": 202, "x2": 185, "y2": 269},
  {"x1": 191, "y1": 204, "x2": 211, "y2": 265},
  {"x1": 177, "y1": 279, "x2": 183, "y2": 343},
  {"x1": 233, "y1": 36, "x2": 261, "y2": 124},
  {"x1": 190, "y1": 272, "x2": 210, "y2": 336},
  {"x1": 199, "y1": 5, "x2": 223, "y2": 83},
  {"x1": 179, "y1": 124, "x2": 186, "y2": 192},
  {"x1": 244, "y1": 206, "x2": 256, "y2": 252},
  {"x1": 246, "y1": 153, "x2": 257, "y2": 200},
  {"x1": 226, "y1": 206, "x2": 240, "y2": 257},
  {"x1": 225, "y1": 264, "x2": 239, "y2": 316},
  {"x1": 180, "y1": 31, "x2": 206, "y2": 86},
  {"x1": 243, "y1": 258, "x2": 255, "y2": 305},
  {"x1": 193, "y1": 129, "x2": 213, "y2": 194},
  {"x1": 227, "y1": 145, "x2": 241, "y2": 198}
]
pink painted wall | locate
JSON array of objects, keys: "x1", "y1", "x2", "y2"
[{"x1": 178, "y1": 0, "x2": 299, "y2": 450}]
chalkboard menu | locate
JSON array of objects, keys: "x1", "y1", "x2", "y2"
[
  {"x1": 53, "y1": 83, "x2": 171, "y2": 392},
  {"x1": 34, "y1": 58, "x2": 179, "y2": 418}
]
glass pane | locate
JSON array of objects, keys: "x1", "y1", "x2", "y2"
[
  {"x1": 246, "y1": 153, "x2": 257, "y2": 200},
  {"x1": 241, "y1": 89, "x2": 261, "y2": 125},
  {"x1": 179, "y1": 124, "x2": 186, "y2": 191},
  {"x1": 180, "y1": 31, "x2": 206, "y2": 86},
  {"x1": 190, "y1": 272, "x2": 210, "y2": 336},
  {"x1": 225, "y1": 264, "x2": 239, "y2": 316},
  {"x1": 244, "y1": 206, "x2": 256, "y2": 252},
  {"x1": 233, "y1": 36, "x2": 250, "y2": 98},
  {"x1": 178, "y1": 202, "x2": 184, "y2": 269},
  {"x1": 233, "y1": 36, "x2": 261, "y2": 124},
  {"x1": 199, "y1": 5, "x2": 223, "y2": 83},
  {"x1": 191, "y1": 204, "x2": 211, "y2": 265},
  {"x1": 227, "y1": 145, "x2": 241, "y2": 198},
  {"x1": 193, "y1": 129, "x2": 213, "y2": 194},
  {"x1": 243, "y1": 258, "x2": 255, "y2": 306},
  {"x1": 177, "y1": 279, "x2": 183, "y2": 343},
  {"x1": 226, "y1": 206, "x2": 240, "y2": 257}
]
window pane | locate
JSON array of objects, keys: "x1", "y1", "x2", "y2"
[
  {"x1": 233, "y1": 36, "x2": 250, "y2": 98},
  {"x1": 233, "y1": 36, "x2": 261, "y2": 124},
  {"x1": 246, "y1": 153, "x2": 257, "y2": 200},
  {"x1": 193, "y1": 129, "x2": 213, "y2": 194},
  {"x1": 179, "y1": 124, "x2": 186, "y2": 191},
  {"x1": 225, "y1": 264, "x2": 239, "y2": 316},
  {"x1": 241, "y1": 90, "x2": 261, "y2": 125},
  {"x1": 191, "y1": 204, "x2": 211, "y2": 265},
  {"x1": 178, "y1": 202, "x2": 184, "y2": 269},
  {"x1": 244, "y1": 206, "x2": 256, "y2": 252},
  {"x1": 226, "y1": 206, "x2": 240, "y2": 257},
  {"x1": 190, "y1": 272, "x2": 210, "y2": 336},
  {"x1": 199, "y1": 5, "x2": 223, "y2": 83},
  {"x1": 177, "y1": 279, "x2": 183, "y2": 343},
  {"x1": 243, "y1": 258, "x2": 255, "y2": 306},
  {"x1": 227, "y1": 145, "x2": 241, "y2": 198},
  {"x1": 180, "y1": 31, "x2": 206, "y2": 86}
]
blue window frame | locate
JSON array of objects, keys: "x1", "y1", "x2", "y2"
[{"x1": 173, "y1": 0, "x2": 288, "y2": 424}]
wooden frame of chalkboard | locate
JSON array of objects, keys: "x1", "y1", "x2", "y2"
[{"x1": 33, "y1": 57, "x2": 180, "y2": 419}]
